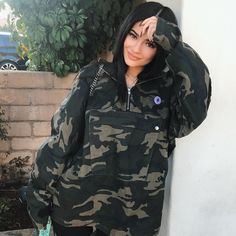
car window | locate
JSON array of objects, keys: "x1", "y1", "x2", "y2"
[{"x1": 0, "y1": 34, "x2": 17, "y2": 48}]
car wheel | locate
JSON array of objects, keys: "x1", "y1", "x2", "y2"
[{"x1": 0, "y1": 61, "x2": 19, "y2": 70}]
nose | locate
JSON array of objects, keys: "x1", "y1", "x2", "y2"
[{"x1": 132, "y1": 41, "x2": 142, "y2": 53}]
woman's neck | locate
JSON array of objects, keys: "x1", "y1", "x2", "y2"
[
  {"x1": 126, "y1": 66, "x2": 143, "y2": 78},
  {"x1": 125, "y1": 66, "x2": 144, "y2": 88}
]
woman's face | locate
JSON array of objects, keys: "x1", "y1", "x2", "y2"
[{"x1": 123, "y1": 21, "x2": 157, "y2": 75}]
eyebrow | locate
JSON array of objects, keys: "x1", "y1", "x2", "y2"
[
  {"x1": 130, "y1": 28, "x2": 155, "y2": 44},
  {"x1": 130, "y1": 29, "x2": 140, "y2": 37}
]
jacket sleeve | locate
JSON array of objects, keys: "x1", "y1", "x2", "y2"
[
  {"x1": 154, "y1": 17, "x2": 212, "y2": 138},
  {"x1": 26, "y1": 70, "x2": 90, "y2": 230}
]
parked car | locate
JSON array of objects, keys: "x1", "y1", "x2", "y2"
[{"x1": 0, "y1": 32, "x2": 28, "y2": 70}]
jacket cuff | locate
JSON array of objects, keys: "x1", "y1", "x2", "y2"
[
  {"x1": 26, "y1": 183, "x2": 51, "y2": 231},
  {"x1": 153, "y1": 17, "x2": 182, "y2": 52}
]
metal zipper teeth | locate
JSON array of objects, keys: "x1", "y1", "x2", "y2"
[
  {"x1": 126, "y1": 87, "x2": 131, "y2": 111},
  {"x1": 89, "y1": 64, "x2": 104, "y2": 96},
  {"x1": 102, "y1": 67, "x2": 164, "y2": 111}
]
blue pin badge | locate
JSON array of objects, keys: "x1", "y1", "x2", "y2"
[{"x1": 154, "y1": 96, "x2": 161, "y2": 105}]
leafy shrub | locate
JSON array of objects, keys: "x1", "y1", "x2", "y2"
[
  {"x1": 3, "y1": 0, "x2": 144, "y2": 76},
  {"x1": 0, "y1": 156, "x2": 31, "y2": 188}
]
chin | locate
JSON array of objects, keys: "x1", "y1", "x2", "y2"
[{"x1": 124, "y1": 58, "x2": 142, "y2": 68}]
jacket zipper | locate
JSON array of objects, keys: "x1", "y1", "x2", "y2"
[
  {"x1": 126, "y1": 87, "x2": 131, "y2": 111},
  {"x1": 102, "y1": 67, "x2": 165, "y2": 111},
  {"x1": 125, "y1": 75, "x2": 163, "y2": 111}
]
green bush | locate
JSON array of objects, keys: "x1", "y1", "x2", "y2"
[{"x1": 3, "y1": 0, "x2": 144, "y2": 76}]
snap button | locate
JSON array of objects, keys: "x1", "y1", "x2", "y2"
[{"x1": 154, "y1": 126, "x2": 159, "y2": 131}]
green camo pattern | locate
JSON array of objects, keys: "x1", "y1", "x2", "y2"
[{"x1": 26, "y1": 16, "x2": 211, "y2": 236}]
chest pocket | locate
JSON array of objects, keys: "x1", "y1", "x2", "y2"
[
  {"x1": 134, "y1": 83, "x2": 170, "y2": 119},
  {"x1": 88, "y1": 109, "x2": 165, "y2": 181}
]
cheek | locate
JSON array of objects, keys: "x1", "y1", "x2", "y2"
[
  {"x1": 123, "y1": 38, "x2": 128, "y2": 54},
  {"x1": 124, "y1": 37, "x2": 132, "y2": 49},
  {"x1": 143, "y1": 49, "x2": 157, "y2": 62}
]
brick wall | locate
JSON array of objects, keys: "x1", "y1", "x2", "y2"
[{"x1": 0, "y1": 70, "x2": 76, "y2": 172}]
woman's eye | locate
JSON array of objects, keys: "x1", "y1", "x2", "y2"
[
  {"x1": 128, "y1": 32, "x2": 137, "y2": 39},
  {"x1": 146, "y1": 41, "x2": 157, "y2": 49}
]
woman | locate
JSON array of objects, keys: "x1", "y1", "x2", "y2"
[{"x1": 27, "y1": 2, "x2": 211, "y2": 236}]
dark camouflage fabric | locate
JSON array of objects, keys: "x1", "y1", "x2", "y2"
[{"x1": 26, "y1": 16, "x2": 211, "y2": 236}]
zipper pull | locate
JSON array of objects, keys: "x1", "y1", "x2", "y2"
[{"x1": 126, "y1": 87, "x2": 131, "y2": 111}]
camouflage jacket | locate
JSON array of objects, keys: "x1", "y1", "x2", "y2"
[{"x1": 26, "y1": 17, "x2": 211, "y2": 236}]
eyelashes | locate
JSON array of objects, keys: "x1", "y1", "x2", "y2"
[
  {"x1": 147, "y1": 41, "x2": 157, "y2": 48},
  {"x1": 127, "y1": 31, "x2": 157, "y2": 49},
  {"x1": 128, "y1": 31, "x2": 137, "y2": 39}
]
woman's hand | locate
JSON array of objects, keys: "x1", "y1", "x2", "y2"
[{"x1": 141, "y1": 16, "x2": 158, "y2": 42}]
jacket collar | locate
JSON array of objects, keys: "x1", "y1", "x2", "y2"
[{"x1": 100, "y1": 59, "x2": 169, "y2": 85}]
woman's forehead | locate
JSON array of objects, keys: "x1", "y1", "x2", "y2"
[
  {"x1": 130, "y1": 21, "x2": 147, "y2": 37},
  {"x1": 132, "y1": 21, "x2": 143, "y2": 29}
]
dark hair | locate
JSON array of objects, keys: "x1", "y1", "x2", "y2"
[{"x1": 113, "y1": 1, "x2": 178, "y2": 102}]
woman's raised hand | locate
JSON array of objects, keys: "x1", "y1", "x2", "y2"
[{"x1": 140, "y1": 16, "x2": 158, "y2": 41}]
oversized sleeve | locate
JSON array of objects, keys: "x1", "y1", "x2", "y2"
[
  {"x1": 26, "y1": 70, "x2": 90, "y2": 230},
  {"x1": 154, "y1": 17, "x2": 212, "y2": 138}
]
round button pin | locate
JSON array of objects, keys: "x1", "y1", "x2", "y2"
[{"x1": 154, "y1": 96, "x2": 161, "y2": 105}]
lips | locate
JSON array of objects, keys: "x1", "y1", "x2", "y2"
[{"x1": 127, "y1": 51, "x2": 141, "y2": 61}]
